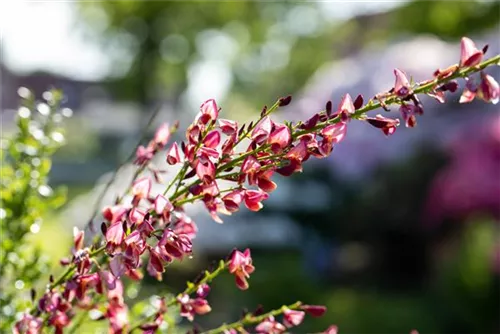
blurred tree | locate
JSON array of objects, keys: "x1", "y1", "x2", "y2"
[{"x1": 76, "y1": 0, "x2": 499, "y2": 115}]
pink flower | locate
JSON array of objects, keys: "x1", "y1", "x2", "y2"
[
  {"x1": 153, "y1": 123, "x2": 171, "y2": 149},
  {"x1": 323, "y1": 325, "x2": 339, "y2": 334},
  {"x1": 134, "y1": 145, "x2": 154, "y2": 165},
  {"x1": 72, "y1": 227, "x2": 84, "y2": 252},
  {"x1": 365, "y1": 114, "x2": 400, "y2": 136},
  {"x1": 283, "y1": 308, "x2": 305, "y2": 327},
  {"x1": 204, "y1": 130, "x2": 221, "y2": 148},
  {"x1": 110, "y1": 255, "x2": 126, "y2": 278},
  {"x1": 255, "y1": 316, "x2": 286, "y2": 334},
  {"x1": 102, "y1": 205, "x2": 128, "y2": 224},
  {"x1": 228, "y1": 248, "x2": 255, "y2": 290},
  {"x1": 105, "y1": 221, "x2": 125, "y2": 251},
  {"x1": 14, "y1": 314, "x2": 43, "y2": 334},
  {"x1": 393, "y1": 69, "x2": 411, "y2": 98},
  {"x1": 48, "y1": 311, "x2": 70, "y2": 334},
  {"x1": 219, "y1": 119, "x2": 238, "y2": 135},
  {"x1": 241, "y1": 155, "x2": 261, "y2": 185},
  {"x1": 128, "y1": 208, "x2": 146, "y2": 226},
  {"x1": 256, "y1": 170, "x2": 277, "y2": 193},
  {"x1": 195, "y1": 158, "x2": 216, "y2": 185},
  {"x1": 166, "y1": 142, "x2": 182, "y2": 165},
  {"x1": 321, "y1": 123, "x2": 347, "y2": 144},
  {"x1": 196, "y1": 283, "x2": 211, "y2": 298},
  {"x1": 196, "y1": 99, "x2": 219, "y2": 125},
  {"x1": 173, "y1": 211, "x2": 198, "y2": 239},
  {"x1": 400, "y1": 105, "x2": 418, "y2": 128},
  {"x1": 186, "y1": 124, "x2": 201, "y2": 145},
  {"x1": 154, "y1": 194, "x2": 173, "y2": 221},
  {"x1": 106, "y1": 301, "x2": 129, "y2": 333},
  {"x1": 132, "y1": 177, "x2": 151, "y2": 205},
  {"x1": 178, "y1": 294, "x2": 212, "y2": 321},
  {"x1": 251, "y1": 116, "x2": 273, "y2": 145},
  {"x1": 222, "y1": 189, "x2": 244, "y2": 213},
  {"x1": 268, "y1": 123, "x2": 291, "y2": 152},
  {"x1": 147, "y1": 246, "x2": 167, "y2": 280},
  {"x1": 159, "y1": 229, "x2": 193, "y2": 260},
  {"x1": 244, "y1": 189, "x2": 269, "y2": 212},
  {"x1": 477, "y1": 73, "x2": 499, "y2": 104},
  {"x1": 335, "y1": 94, "x2": 355, "y2": 122},
  {"x1": 459, "y1": 78, "x2": 478, "y2": 103},
  {"x1": 460, "y1": 37, "x2": 483, "y2": 67}
]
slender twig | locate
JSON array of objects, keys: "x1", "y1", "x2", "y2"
[
  {"x1": 202, "y1": 301, "x2": 303, "y2": 334},
  {"x1": 86, "y1": 105, "x2": 163, "y2": 229},
  {"x1": 127, "y1": 260, "x2": 229, "y2": 333}
]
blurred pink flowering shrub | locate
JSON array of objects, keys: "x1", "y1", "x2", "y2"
[{"x1": 5, "y1": 37, "x2": 499, "y2": 334}]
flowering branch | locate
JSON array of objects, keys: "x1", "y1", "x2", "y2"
[
  {"x1": 14, "y1": 36, "x2": 499, "y2": 334},
  {"x1": 203, "y1": 301, "x2": 303, "y2": 334}
]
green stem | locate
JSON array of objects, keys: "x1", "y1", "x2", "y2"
[
  {"x1": 293, "y1": 54, "x2": 500, "y2": 138},
  {"x1": 202, "y1": 301, "x2": 303, "y2": 334},
  {"x1": 128, "y1": 260, "x2": 229, "y2": 333}
]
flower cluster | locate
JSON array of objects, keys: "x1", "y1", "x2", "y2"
[{"x1": 15, "y1": 36, "x2": 499, "y2": 334}]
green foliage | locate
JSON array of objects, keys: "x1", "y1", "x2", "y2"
[{"x1": 0, "y1": 89, "x2": 69, "y2": 331}]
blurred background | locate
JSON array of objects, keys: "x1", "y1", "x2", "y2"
[{"x1": 1, "y1": 1, "x2": 499, "y2": 333}]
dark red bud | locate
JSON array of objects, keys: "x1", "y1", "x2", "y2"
[
  {"x1": 439, "y1": 81, "x2": 458, "y2": 93},
  {"x1": 31, "y1": 288, "x2": 36, "y2": 301},
  {"x1": 189, "y1": 184, "x2": 203, "y2": 196},
  {"x1": 301, "y1": 304, "x2": 327, "y2": 317},
  {"x1": 482, "y1": 44, "x2": 489, "y2": 54},
  {"x1": 304, "y1": 114, "x2": 319, "y2": 130},
  {"x1": 238, "y1": 126, "x2": 245, "y2": 137},
  {"x1": 260, "y1": 106, "x2": 268, "y2": 117},
  {"x1": 325, "y1": 100, "x2": 333, "y2": 117},
  {"x1": 101, "y1": 222, "x2": 107, "y2": 236},
  {"x1": 353, "y1": 94, "x2": 364, "y2": 109},
  {"x1": 49, "y1": 275, "x2": 54, "y2": 283},
  {"x1": 278, "y1": 95, "x2": 292, "y2": 107},
  {"x1": 253, "y1": 304, "x2": 264, "y2": 316},
  {"x1": 184, "y1": 168, "x2": 196, "y2": 180}
]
